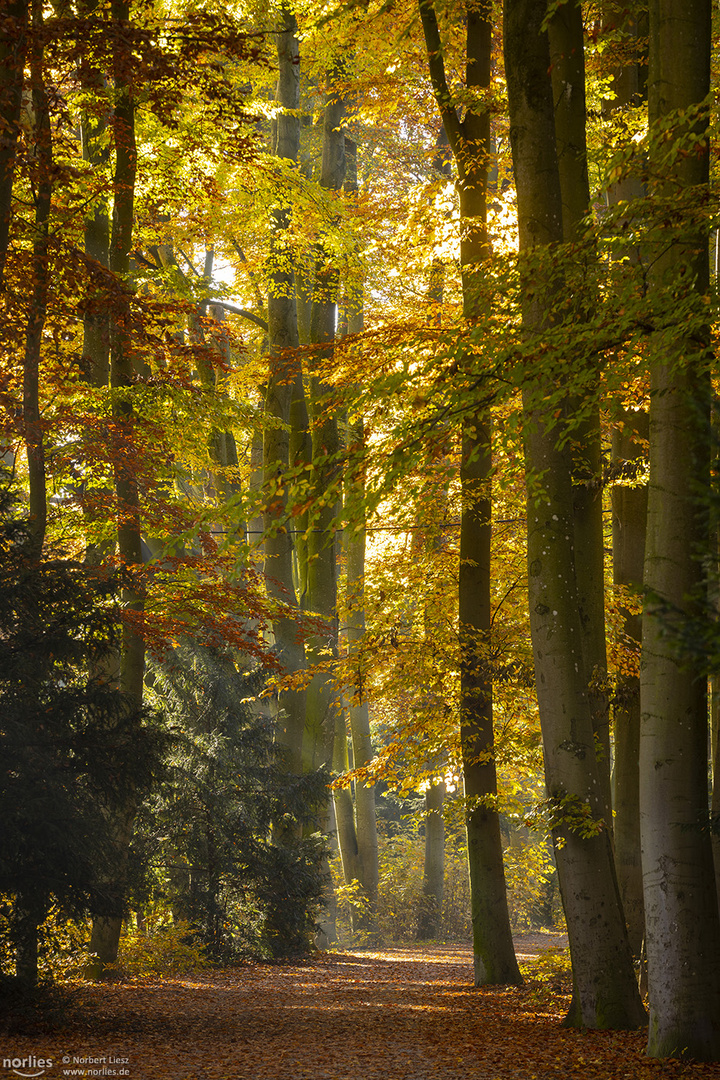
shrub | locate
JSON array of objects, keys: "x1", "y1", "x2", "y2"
[
  {"x1": 116, "y1": 913, "x2": 208, "y2": 977},
  {"x1": 518, "y1": 946, "x2": 573, "y2": 1005}
]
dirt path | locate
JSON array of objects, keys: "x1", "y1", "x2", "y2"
[{"x1": 1, "y1": 937, "x2": 717, "y2": 1080}]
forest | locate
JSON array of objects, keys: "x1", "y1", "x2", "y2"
[{"x1": 1, "y1": 0, "x2": 720, "y2": 1070}]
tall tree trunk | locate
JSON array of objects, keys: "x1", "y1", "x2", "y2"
[
  {"x1": 302, "y1": 64, "x2": 350, "y2": 951},
  {"x1": 414, "y1": 128, "x2": 451, "y2": 946},
  {"x1": 343, "y1": 498, "x2": 379, "y2": 934},
  {"x1": 504, "y1": 0, "x2": 644, "y2": 1029},
  {"x1": 289, "y1": 372, "x2": 310, "y2": 606},
  {"x1": 14, "y1": 7, "x2": 50, "y2": 981},
  {"x1": 336, "y1": 135, "x2": 379, "y2": 935},
  {"x1": 640, "y1": 0, "x2": 720, "y2": 1058},
  {"x1": 420, "y1": 0, "x2": 521, "y2": 987},
  {"x1": 332, "y1": 707, "x2": 362, "y2": 932},
  {"x1": 264, "y1": 7, "x2": 306, "y2": 779},
  {"x1": 417, "y1": 781, "x2": 445, "y2": 940},
  {"x1": 0, "y1": 0, "x2": 27, "y2": 290},
  {"x1": 78, "y1": 0, "x2": 110, "y2": 387},
  {"x1": 23, "y1": 0, "x2": 51, "y2": 556},
  {"x1": 548, "y1": 0, "x2": 611, "y2": 821},
  {"x1": 335, "y1": 437, "x2": 378, "y2": 938},
  {"x1": 602, "y1": 0, "x2": 649, "y2": 963},
  {"x1": 88, "y1": 0, "x2": 142, "y2": 975},
  {"x1": 305, "y1": 66, "x2": 345, "y2": 772}
]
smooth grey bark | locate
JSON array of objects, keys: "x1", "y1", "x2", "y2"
[
  {"x1": 302, "y1": 68, "x2": 351, "y2": 951},
  {"x1": 304, "y1": 67, "x2": 346, "y2": 772},
  {"x1": 548, "y1": 0, "x2": 611, "y2": 821},
  {"x1": 504, "y1": 0, "x2": 644, "y2": 1029},
  {"x1": 108, "y1": 0, "x2": 143, "y2": 710},
  {"x1": 289, "y1": 361, "x2": 310, "y2": 607},
  {"x1": 264, "y1": 7, "x2": 306, "y2": 778},
  {"x1": 602, "y1": 0, "x2": 649, "y2": 963},
  {"x1": 343, "y1": 504, "x2": 379, "y2": 933},
  {"x1": 414, "y1": 128, "x2": 451, "y2": 946},
  {"x1": 335, "y1": 135, "x2": 379, "y2": 935},
  {"x1": 248, "y1": 427, "x2": 265, "y2": 546},
  {"x1": 417, "y1": 781, "x2": 445, "y2": 940},
  {"x1": 334, "y1": 500, "x2": 376, "y2": 932},
  {"x1": 420, "y1": 0, "x2": 521, "y2": 987},
  {"x1": 0, "y1": 0, "x2": 27, "y2": 290},
  {"x1": 332, "y1": 707, "x2": 364, "y2": 933},
  {"x1": 640, "y1": 0, "x2": 720, "y2": 1058}
]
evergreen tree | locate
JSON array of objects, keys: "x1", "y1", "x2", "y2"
[
  {"x1": 138, "y1": 643, "x2": 328, "y2": 961},
  {"x1": 0, "y1": 471, "x2": 162, "y2": 986}
]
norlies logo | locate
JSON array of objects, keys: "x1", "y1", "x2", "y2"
[{"x1": 3, "y1": 1058, "x2": 53, "y2": 1078}]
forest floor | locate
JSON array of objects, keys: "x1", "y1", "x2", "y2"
[{"x1": 1, "y1": 933, "x2": 719, "y2": 1080}]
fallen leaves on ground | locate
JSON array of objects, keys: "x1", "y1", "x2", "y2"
[{"x1": 1, "y1": 937, "x2": 718, "y2": 1080}]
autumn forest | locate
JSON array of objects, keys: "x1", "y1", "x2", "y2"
[{"x1": 2, "y1": 0, "x2": 720, "y2": 1072}]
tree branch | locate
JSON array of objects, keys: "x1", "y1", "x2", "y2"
[
  {"x1": 210, "y1": 300, "x2": 268, "y2": 332},
  {"x1": 418, "y1": 0, "x2": 464, "y2": 165}
]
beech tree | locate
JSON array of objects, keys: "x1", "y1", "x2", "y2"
[
  {"x1": 602, "y1": 0, "x2": 649, "y2": 962},
  {"x1": 548, "y1": 0, "x2": 611, "y2": 818},
  {"x1": 503, "y1": 0, "x2": 644, "y2": 1029},
  {"x1": 639, "y1": 0, "x2": 720, "y2": 1058},
  {"x1": 0, "y1": 0, "x2": 26, "y2": 290},
  {"x1": 263, "y1": 6, "x2": 307, "y2": 781},
  {"x1": 87, "y1": 0, "x2": 144, "y2": 975},
  {"x1": 420, "y1": 0, "x2": 521, "y2": 987}
]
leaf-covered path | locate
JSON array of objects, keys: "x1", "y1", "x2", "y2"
[{"x1": 3, "y1": 939, "x2": 719, "y2": 1080}]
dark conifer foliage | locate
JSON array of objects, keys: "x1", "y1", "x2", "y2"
[
  {"x1": 0, "y1": 469, "x2": 164, "y2": 986},
  {"x1": 135, "y1": 644, "x2": 328, "y2": 962}
]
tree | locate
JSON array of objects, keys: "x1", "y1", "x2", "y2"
[
  {"x1": 304, "y1": 55, "x2": 347, "y2": 778},
  {"x1": 77, "y1": 0, "x2": 111, "y2": 388},
  {"x1": 87, "y1": 0, "x2": 145, "y2": 975},
  {"x1": 417, "y1": 779, "x2": 445, "y2": 940},
  {"x1": 602, "y1": 0, "x2": 649, "y2": 962},
  {"x1": 548, "y1": 0, "x2": 611, "y2": 819},
  {"x1": 639, "y1": 0, "x2": 720, "y2": 1058},
  {"x1": 0, "y1": 472, "x2": 161, "y2": 987},
  {"x1": 0, "y1": 0, "x2": 27, "y2": 290},
  {"x1": 138, "y1": 644, "x2": 326, "y2": 960},
  {"x1": 263, "y1": 4, "x2": 307, "y2": 782},
  {"x1": 419, "y1": 0, "x2": 521, "y2": 987},
  {"x1": 503, "y1": 0, "x2": 644, "y2": 1028},
  {"x1": 22, "y1": 0, "x2": 51, "y2": 556},
  {"x1": 333, "y1": 137, "x2": 380, "y2": 940}
]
